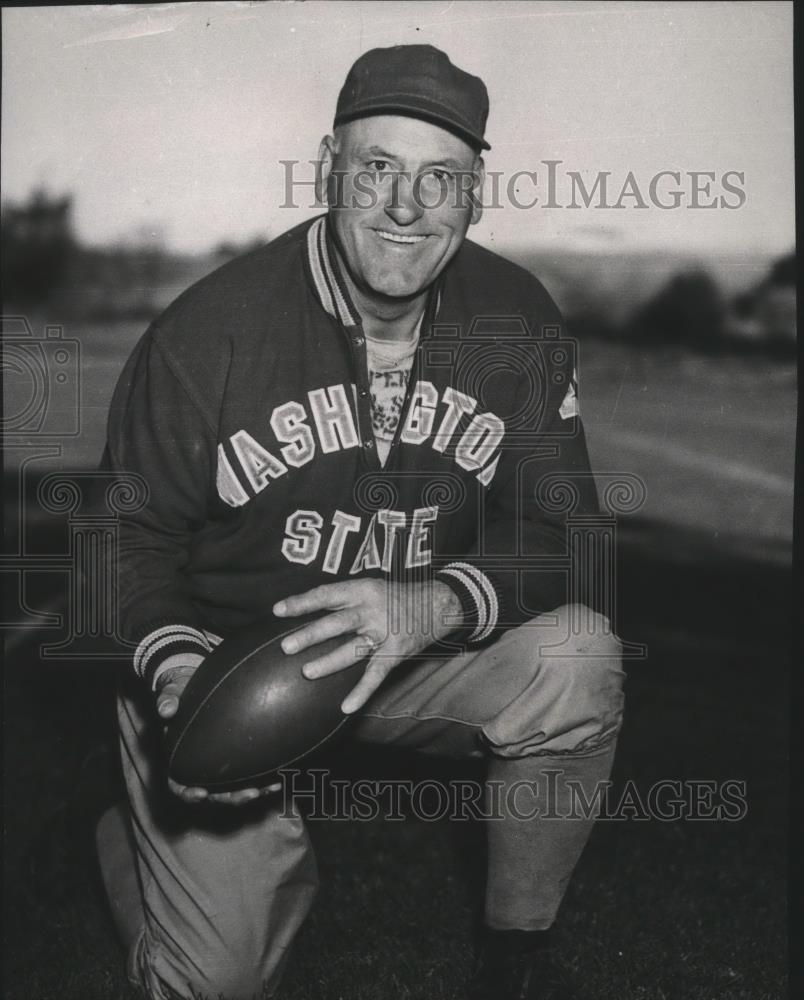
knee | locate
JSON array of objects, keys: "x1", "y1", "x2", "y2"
[
  {"x1": 134, "y1": 941, "x2": 275, "y2": 1000},
  {"x1": 483, "y1": 604, "x2": 625, "y2": 757},
  {"x1": 194, "y1": 952, "x2": 271, "y2": 1000},
  {"x1": 557, "y1": 605, "x2": 624, "y2": 735},
  {"x1": 547, "y1": 603, "x2": 624, "y2": 681},
  {"x1": 192, "y1": 958, "x2": 272, "y2": 1000},
  {"x1": 131, "y1": 895, "x2": 312, "y2": 1000},
  {"x1": 513, "y1": 603, "x2": 624, "y2": 707}
]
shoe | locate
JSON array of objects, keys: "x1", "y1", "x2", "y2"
[{"x1": 467, "y1": 932, "x2": 585, "y2": 1000}]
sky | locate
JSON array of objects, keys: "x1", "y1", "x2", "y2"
[{"x1": 1, "y1": 1, "x2": 795, "y2": 255}]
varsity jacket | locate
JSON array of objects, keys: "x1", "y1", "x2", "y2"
[{"x1": 106, "y1": 215, "x2": 600, "y2": 687}]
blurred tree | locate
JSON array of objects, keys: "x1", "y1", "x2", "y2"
[
  {"x1": 768, "y1": 253, "x2": 795, "y2": 288},
  {"x1": 1, "y1": 188, "x2": 76, "y2": 304},
  {"x1": 213, "y1": 234, "x2": 270, "y2": 260},
  {"x1": 725, "y1": 252, "x2": 795, "y2": 355},
  {"x1": 627, "y1": 270, "x2": 726, "y2": 352},
  {"x1": 758, "y1": 253, "x2": 796, "y2": 352}
]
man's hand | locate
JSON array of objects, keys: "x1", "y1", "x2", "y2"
[
  {"x1": 156, "y1": 663, "x2": 281, "y2": 805},
  {"x1": 273, "y1": 578, "x2": 463, "y2": 713}
]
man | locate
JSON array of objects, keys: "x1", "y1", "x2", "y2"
[{"x1": 98, "y1": 44, "x2": 624, "y2": 1000}]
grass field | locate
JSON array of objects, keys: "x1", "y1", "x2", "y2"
[{"x1": 3, "y1": 323, "x2": 793, "y2": 999}]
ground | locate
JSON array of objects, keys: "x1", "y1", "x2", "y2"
[{"x1": 3, "y1": 330, "x2": 792, "y2": 999}]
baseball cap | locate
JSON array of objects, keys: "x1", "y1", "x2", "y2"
[{"x1": 334, "y1": 44, "x2": 491, "y2": 152}]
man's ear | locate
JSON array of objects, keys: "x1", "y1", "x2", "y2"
[
  {"x1": 316, "y1": 134, "x2": 338, "y2": 207},
  {"x1": 470, "y1": 156, "x2": 486, "y2": 226}
]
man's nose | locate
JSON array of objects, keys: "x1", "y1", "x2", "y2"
[{"x1": 384, "y1": 171, "x2": 424, "y2": 226}]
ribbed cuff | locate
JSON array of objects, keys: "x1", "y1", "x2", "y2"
[
  {"x1": 434, "y1": 561, "x2": 500, "y2": 644},
  {"x1": 132, "y1": 623, "x2": 222, "y2": 688}
]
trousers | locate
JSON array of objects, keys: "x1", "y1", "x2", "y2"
[{"x1": 102, "y1": 605, "x2": 624, "y2": 1000}]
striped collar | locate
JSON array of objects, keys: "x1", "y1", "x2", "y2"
[{"x1": 304, "y1": 215, "x2": 443, "y2": 328}]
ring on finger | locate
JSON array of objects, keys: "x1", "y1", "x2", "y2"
[{"x1": 357, "y1": 633, "x2": 380, "y2": 654}]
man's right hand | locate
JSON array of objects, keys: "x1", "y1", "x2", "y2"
[{"x1": 155, "y1": 664, "x2": 281, "y2": 806}]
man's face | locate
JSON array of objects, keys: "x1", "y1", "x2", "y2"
[{"x1": 319, "y1": 115, "x2": 484, "y2": 303}]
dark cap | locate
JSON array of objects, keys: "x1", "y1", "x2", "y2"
[{"x1": 334, "y1": 44, "x2": 490, "y2": 152}]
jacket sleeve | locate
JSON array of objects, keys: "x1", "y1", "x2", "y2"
[
  {"x1": 434, "y1": 322, "x2": 600, "y2": 645},
  {"x1": 106, "y1": 327, "x2": 221, "y2": 688}
]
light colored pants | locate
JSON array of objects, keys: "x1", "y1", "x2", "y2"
[{"x1": 108, "y1": 605, "x2": 624, "y2": 1000}]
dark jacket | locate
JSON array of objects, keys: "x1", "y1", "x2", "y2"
[{"x1": 106, "y1": 215, "x2": 599, "y2": 686}]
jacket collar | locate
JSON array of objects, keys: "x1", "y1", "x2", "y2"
[{"x1": 304, "y1": 214, "x2": 443, "y2": 329}]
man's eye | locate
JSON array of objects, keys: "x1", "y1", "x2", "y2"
[
  {"x1": 428, "y1": 169, "x2": 453, "y2": 184},
  {"x1": 369, "y1": 159, "x2": 389, "y2": 172}
]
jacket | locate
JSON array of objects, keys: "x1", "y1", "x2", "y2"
[{"x1": 105, "y1": 214, "x2": 599, "y2": 686}]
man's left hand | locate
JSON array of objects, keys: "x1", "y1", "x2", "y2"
[{"x1": 273, "y1": 579, "x2": 462, "y2": 714}]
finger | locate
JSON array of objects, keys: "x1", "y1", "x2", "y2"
[
  {"x1": 260, "y1": 783, "x2": 282, "y2": 795},
  {"x1": 207, "y1": 788, "x2": 261, "y2": 806},
  {"x1": 302, "y1": 637, "x2": 365, "y2": 679},
  {"x1": 157, "y1": 679, "x2": 188, "y2": 718},
  {"x1": 158, "y1": 696, "x2": 179, "y2": 719},
  {"x1": 282, "y1": 609, "x2": 360, "y2": 655},
  {"x1": 341, "y1": 657, "x2": 395, "y2": 714},
  {"x1": 156, "y1": 670, "x2": 196, "y2": 719},
  {"x1": 273, "y1": 583, "x2": 352, "y2": 618},
  {"x1": 157, "y1": 685, "x2": 182, "y2": 719},
  {"x1": 168, "y1": 778, "x2": 208, "y2": 803}
]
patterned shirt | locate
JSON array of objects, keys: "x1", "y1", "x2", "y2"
[{"x1": 365, "y1": 320, "x2": 421, "y2": 465}]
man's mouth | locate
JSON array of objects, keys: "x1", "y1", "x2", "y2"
[{"x1": 374, "y1": 229, "x2": 428, "y2": 245}]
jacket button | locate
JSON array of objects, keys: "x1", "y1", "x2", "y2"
[
  {"x1": 354, "y1": 335, "x2": 365, "y2": 347},
  {"x1": 359, "y1": 387, "x2": 369, "y2": 398},
  {"x1": 363, "y1": 439, "x2": 374, "y2": 449}
]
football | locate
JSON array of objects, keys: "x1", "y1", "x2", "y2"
[{"x1": 165, "y1": 614, "x2": 369, "y2": 791}]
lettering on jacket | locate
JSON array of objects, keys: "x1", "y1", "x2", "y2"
[
  {"x1": 216, "y1": 380, "x2": 504, "y2": 508},
  {"x1": 282, "y1": 505, "x2": 439, "y2": 574}
]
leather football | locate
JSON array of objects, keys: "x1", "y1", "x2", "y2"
[{"x1": 165, "y1": 614, "x2": 369, "y2": 791}]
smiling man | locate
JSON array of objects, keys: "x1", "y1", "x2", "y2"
[
  {"x1": 99, "y1": 45, "x2": 624, "y2": 1000},
  {"x1": 321, "y1": 114, "x2": 483, "y2": 305}
]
